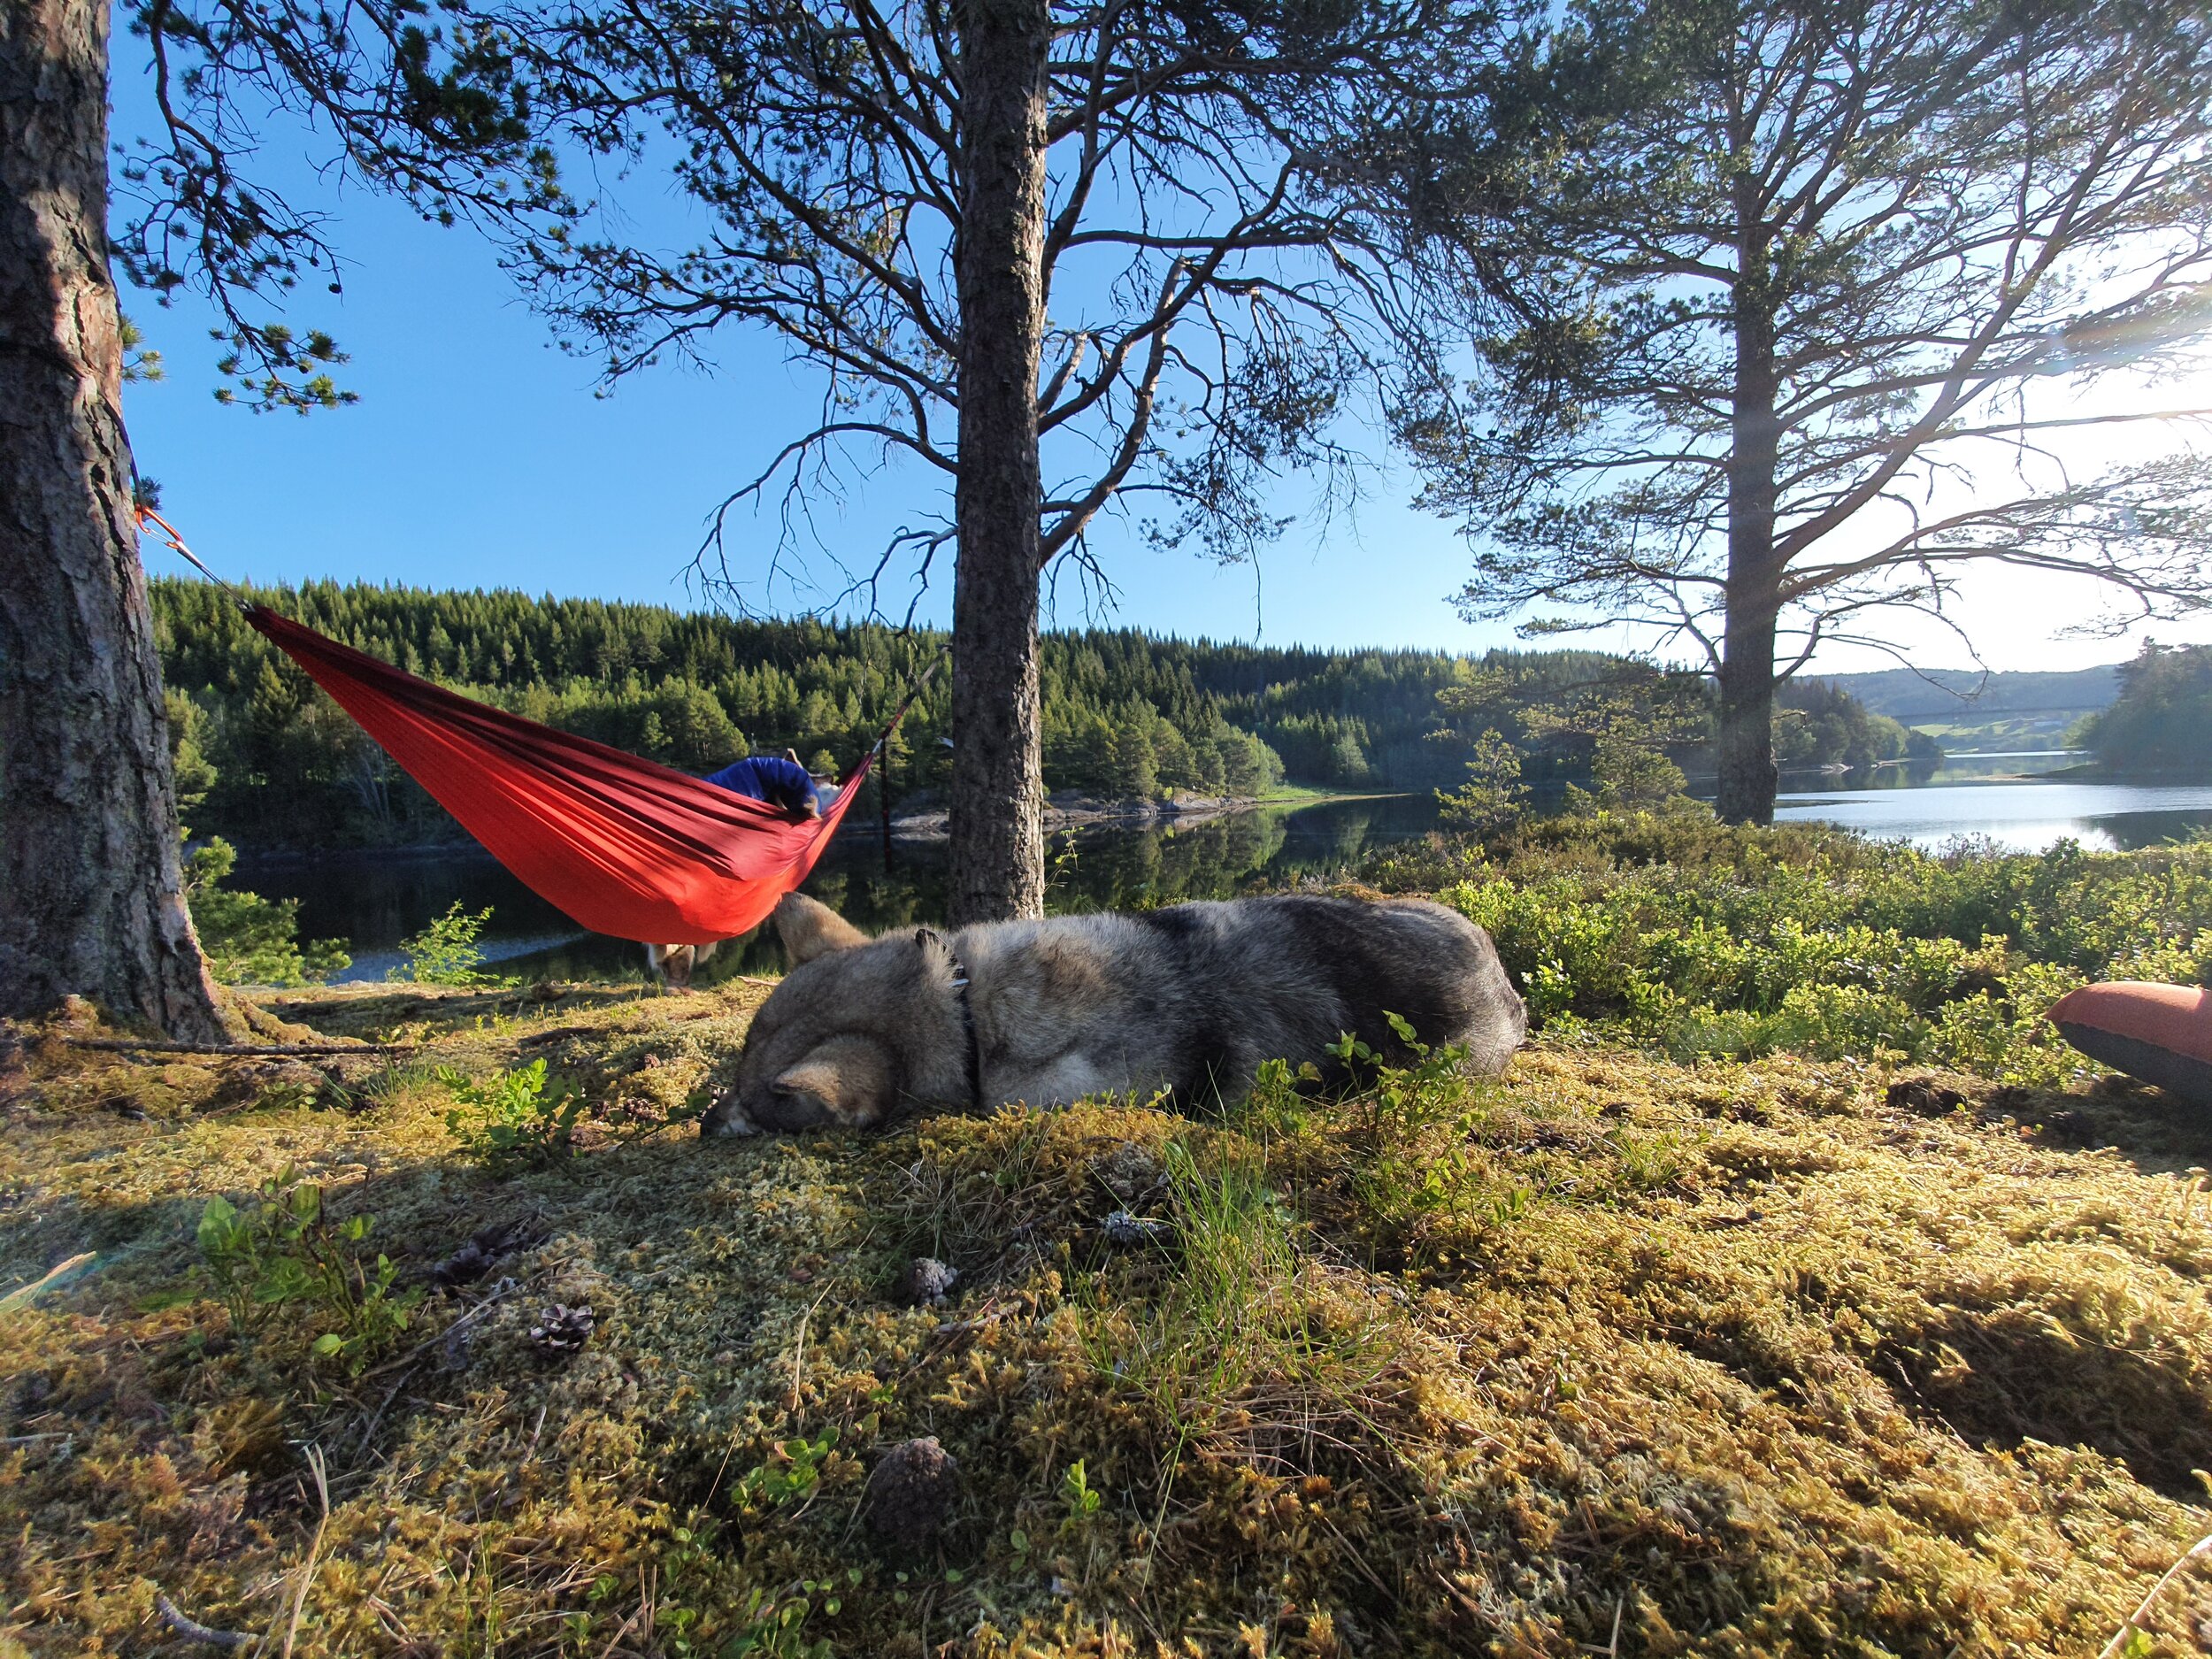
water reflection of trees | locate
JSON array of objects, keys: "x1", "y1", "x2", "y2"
[
  {"x1": 1772, "y1": 758, "x2": 1942, "y2": 794},
  {"x1": 1060, "y1": 811, "x2": 1294, "y2": 910},
  {"x1": 286, "y1": 799, "x2": 1437, "y2": 985}
]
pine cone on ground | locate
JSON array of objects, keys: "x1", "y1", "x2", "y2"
[
  {"x1": 529, "y1": 1302, "x2": 595, "y2": 1355},
  {"x1": 863, "y1": 1436, "x2": 962, "y2": 1551}
]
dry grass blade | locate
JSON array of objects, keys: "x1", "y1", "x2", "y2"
[
  {"x1": 281, "y1": 1445, "x2": 330, "y2": 1659},
  {"x1": 0, "y1": 1252, "x2": 97, "y2": 1313}
]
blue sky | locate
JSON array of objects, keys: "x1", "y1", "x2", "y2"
[
  {"x1": 111, "y1": 42, "x2": 2212, "y2": 673},
  {"x1": 119, "y1": 177, "x2": 1517, "y2": 655}
]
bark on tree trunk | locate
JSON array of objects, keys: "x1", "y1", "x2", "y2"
[
  {"x1": 948, "y1": 0, "x2": 1051, "y2": 924},
  {"x1": 1717, "y1": 171, "x2": 1781, "y2": 827},
  {"x1": 0, "y1": 0, "x2": 234, "y2": 1038},
  {"x1": 1716, "y1": 580, "x2": 1779, "y2": 826}
]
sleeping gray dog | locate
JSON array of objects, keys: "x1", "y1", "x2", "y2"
[{"x1": 702, "y1": 891, "x2": 1525, "y2": 1135}]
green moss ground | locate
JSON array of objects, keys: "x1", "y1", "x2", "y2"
[{"x1": 6, "y1": 976, "x2": 2212, "y2": 1656}]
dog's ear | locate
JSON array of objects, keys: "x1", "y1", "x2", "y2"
[
  {"x1": 772, "y1": 1036, "x2": 893, "y2": 1126},
  {"x1": 773, "y1": 893, "x2": 867, "y2": 965}
]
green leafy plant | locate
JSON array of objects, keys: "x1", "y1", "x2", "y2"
[
  {"x1": 1061, "y1": 1457, "x2": 1104, "y2": 1523},
  {"x1": 443, "y1": 1059, "x2": 584, "y2": 1173},
  {"x1": 1389, "y1": 815, "x2": 2212, "y2": 1083},
  {"x1": 393, "y1": 901, "x2": 503, "y2": 986},
  {"x1": 635, "y1": 1517, "x2": 844, "y2": 1659},
  {"x1": 195, "y1": 1169, "x2": 417, "y2": 1371},
  {"x1": 718, "y1": 1583, "x2": 833, "y2": 1659},
  {"x1": 732, "y1": 1430, "x2": 838, "y2": 1509},
  {"x1": 1331, "y1": 1013, "x2": 1480, "y2": 1153},
  {"x1": 1326, "y1": 1022, "x2": 1526, "y2": 1242},
  {"x1": 182, "y1": 835, "x2": 350, "y2": 986}
]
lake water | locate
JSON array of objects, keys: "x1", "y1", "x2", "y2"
[
  {"x1": 1771, "y1": 753, "x2": 2212, "y2": 853},
  {"x1": 234, "y1": 759, "x2": 2212, "y2": 987}
]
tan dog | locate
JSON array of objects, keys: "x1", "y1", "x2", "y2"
[
  {"x1": 703, "y1": 890, "x2": 1525, "y2": 1135},
  {"x1": 644, "y1": 940, "x2": 720, "y2": 992}
]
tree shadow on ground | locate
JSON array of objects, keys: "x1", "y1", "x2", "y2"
[
  {"x1": 1884, "y1": 1311, "x2": 2212, "y2": 1500},
  {"x1": 262, "y1": 980, "x2": 657, "y2": 1041},
  {"x1": 1893, "y1": 1071, "x2": 2212, "y2": 1178}
]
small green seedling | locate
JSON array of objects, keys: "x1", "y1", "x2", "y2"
[
  {"x1": 733, "y1": 1429, "x2": 837, "y2": 1509},
  {"x1": 1062, "y1": 1458, "x2": 1103, "y2": 1523}
]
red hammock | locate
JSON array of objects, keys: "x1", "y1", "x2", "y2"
[{"x1": 244, "y1": 604, "x2": 873, "y2": 945}]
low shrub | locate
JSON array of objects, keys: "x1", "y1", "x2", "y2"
[
  {"x1": 392, "y1": 900, "x2": 505, "y2": 986},
  {"x1": 195, "y1": 1168, "x2": 418, "y2": 1372},
  {"x1": 1370, "y1": 810, "x2": 2212, "y2": 1080},
  {"x1": 443, "y1": 1057, "x2": 585, "y2": 1172},
  {"x1": 182, "y1": 835, "x2": 350, "y2": 986}
]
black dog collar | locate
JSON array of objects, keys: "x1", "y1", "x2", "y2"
[{"x1": 918, "y1": 930, "x2": 983, "y2": 1112}]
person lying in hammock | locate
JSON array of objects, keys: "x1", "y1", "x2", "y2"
[
  {"x1": 700, "y1": 752, "x2": 821, "y2": 818},
  {"x1": 645, "y1": 750, "x2": 827, "y2": 989}
]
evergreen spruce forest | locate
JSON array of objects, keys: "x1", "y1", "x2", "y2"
[
  {"x1": 2074, "y1": 642, "x2": 2212, "y2": 774},
  {"x1": 153, "y1": 577, "x2": 1933, "y2": 849}
]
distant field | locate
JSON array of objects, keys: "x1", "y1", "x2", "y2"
[
  {"x1": 1904, "y1": 713, "x2": 2089, "y2": 750},
  {"x1": 1813, "y1": 663, "x2": 2121, "y2": 750}
]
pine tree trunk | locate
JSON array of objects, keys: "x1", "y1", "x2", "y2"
[
  {"x1": 948, "y1": 0, "x2": 1051, "y2": 924},
  {"x1": 1717, "y1": 173, "x2": 1781, "y2": 827},
  {"x1": 0, "y1": 0, "x2": 233, "y2": 1038},
  {"x1": 1715, "y1": 580, "x2": 1779, "y2": 826}
]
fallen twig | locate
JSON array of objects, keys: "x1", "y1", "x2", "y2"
[
  {"x1": 358, "y1": 1277, "x2": 519, "y2": 1382},
  {"x1": 352, "y1": 1362, "x2": 421, "y2": 1458},
  {"x1": 59, "y1": 1037, "x2": 417, "y2": 1056},
  {"x1": 155, "y1": 1594, "x2": 253, "y2": 1649},
  {"x1": 594, "y1": 1601, "x2": 642, "y2": 1659}
]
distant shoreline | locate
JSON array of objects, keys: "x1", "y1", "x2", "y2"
[{"x1": 2031, "y1": 760, "x2": 2212, "y2": 784}]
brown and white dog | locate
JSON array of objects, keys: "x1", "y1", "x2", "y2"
[
  {"x1": 701, "y1": 890, "x2": 1525, "y2": 1135},
  {"x1": 644, "y1": 941, "x2": 720, "y2": 992}
]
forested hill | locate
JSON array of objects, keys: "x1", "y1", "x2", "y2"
[
  {"x1": 2075, "y1": 642, "x2": 2212, "y2": 773},
  {"x1": 150, "y1": 580, "x2": 1933, "y2": 849},
  {"x1": 150, "y1": 579, "x2": 1506, "y2": 847}
]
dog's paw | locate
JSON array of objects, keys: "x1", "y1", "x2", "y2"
[{"x1": 699, "y1": 1093, "x2": 761, "y2": 1138}]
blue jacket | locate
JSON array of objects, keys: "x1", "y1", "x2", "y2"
[{"x1": 702, "y1": 755, "x2": 821, "y2": 815}]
